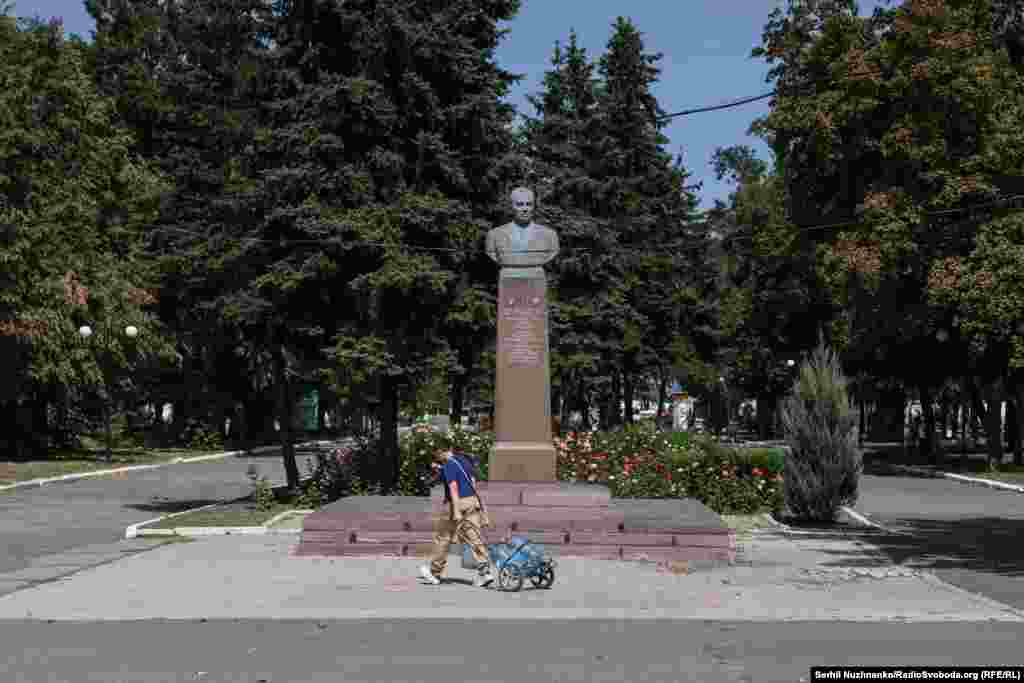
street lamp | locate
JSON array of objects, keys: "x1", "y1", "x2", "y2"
[
  {"x1": 719, "y1": 376, "x2": 729, "y2": 441},
  {"x1": 79, "y1": 323, "x2": 140, "y2": 461}
]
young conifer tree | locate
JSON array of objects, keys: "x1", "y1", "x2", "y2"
[{"x1": 780, "y1": 342, "x2": 861, "y2": 522}]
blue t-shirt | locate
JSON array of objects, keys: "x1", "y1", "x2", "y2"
[{"x1": 440, "y1": 453, "x2": 476, "y2": 502}]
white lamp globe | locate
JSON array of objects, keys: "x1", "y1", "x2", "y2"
[
  {"x1": 787, "y1": 359, "x2": 795, "y2": 367},
  {"x1": 79, "y1": 325, "x2": 92, "y2": 338},
  {"x1": 125, "y1": 325, "x2": 138, "y2": 338}
]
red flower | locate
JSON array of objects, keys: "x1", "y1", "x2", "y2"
[{"x1": 752, "y1": 467, "x2": 764, "y2": 477}]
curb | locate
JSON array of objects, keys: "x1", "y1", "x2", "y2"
[
  {"x1": 0, "y1": 439, "x2": 341, "y2": 493},
  {"x1": 127, "y1": 510, "x2": 315, "y2": 539},
  {"x1": 889, "y1": 464, "x2": 1024, "y2": 494}
]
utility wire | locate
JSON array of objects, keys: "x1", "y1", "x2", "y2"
[
  {"x1": 655, "y1": 32, "x2": 990, "y2": 121},
  {"x1": 150, "y1": 193, "x2": 1024, "y2": 257}
]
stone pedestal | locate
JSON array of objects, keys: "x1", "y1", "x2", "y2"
[
  {"x1": 490, "y1": 273, "x2": 557, "y2": 481},
  {"x1": 296, "y1": 483, "x2": 734, "y2": 564}
]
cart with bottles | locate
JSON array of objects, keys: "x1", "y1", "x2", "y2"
[{"x1": 487, "y1": 535, "x2": 557, "y2": 591}]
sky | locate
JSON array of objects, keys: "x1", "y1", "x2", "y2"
[{"x1": 13, "y1": 0, "x2": 888, "y2": 210}]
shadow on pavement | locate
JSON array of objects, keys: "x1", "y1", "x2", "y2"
[
  {"x1": 124, "y1": 498, "x2": 231, "y2": 514},
  {"x1": 803, "y1": 517, "x2": 1024, "y2": 577}
]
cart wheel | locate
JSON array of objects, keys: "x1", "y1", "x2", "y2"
[
  {"x1": 499, "y1": 566, "x2": 523, "y2": 592},
  {"x1": 530, "y1": 566, "x2": 555, "y2": 589}
]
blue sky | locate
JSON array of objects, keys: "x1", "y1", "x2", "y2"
[{"x1": 14, "y1": 0, "x2": 887, "y2": 210}]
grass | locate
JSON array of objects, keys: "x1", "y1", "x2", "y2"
[
  {"x1": 0, "y1": 441, "x2": 221, "y2": 486},
  {"x1": 720, "y1": 513, "x2": 775, "y2": 543},
  {"x1": 972, "y1": 466, "x2": 1024, "y2": 484},
  {"x1": 144, "y1": 489, "x2": 310, "y2": 529}
]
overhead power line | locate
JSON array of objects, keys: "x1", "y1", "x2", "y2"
[
  {"x1": 657, "y1": 92, "x2": 775, "y2": 120},
  {"x1": 150, "y1": 193, "x2": 1024, "y2": 258},
  {"x1": 655, "y1": 32, "x2": 992, "y2": 122}
]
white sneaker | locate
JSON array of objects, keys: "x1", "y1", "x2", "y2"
[
  {"x1": 418, "y1": 565, "x2": 441, "y2": 585},
  {"x1": 474, "y1": 567, "x2": 495, "y2": 588}
]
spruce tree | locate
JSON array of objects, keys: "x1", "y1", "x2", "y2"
[{"x1": 244, "y1": 0, "x2": 523, "y2": 490}]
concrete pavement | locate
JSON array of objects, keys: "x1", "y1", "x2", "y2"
[
  {"x1": 0, "y1": 526, "x2": 1020, "y2": 622},
  {"x1": 848, "y1": 460, "x2": 1024, "y2": 611},
  {"x1": 3, "y1": 619, "x2": 1023, "y2": 683},
  {"x1": 0, "y1": 442, "x2": 334, "y2": 580}
]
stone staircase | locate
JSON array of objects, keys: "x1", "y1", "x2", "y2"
[{"x1": 296, "y1": 482, "x2": 734, "y2": 564}]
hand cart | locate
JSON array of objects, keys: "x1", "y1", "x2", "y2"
[{"x1": 487, "y1": 536, "x2": 557, "y2": 592}]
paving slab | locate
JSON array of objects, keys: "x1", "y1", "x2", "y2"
[{"x1": 0, "y1": 528, "x2": 1020, "y2": 623}]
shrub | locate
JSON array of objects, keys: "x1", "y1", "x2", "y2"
[
  {"x1": 553, "y1": 428, "x2": 784, "y2": 514},
  {"x1": 182, "y1": 419, "x2": 224, "y2": 451},
  {"x1": 253, "y1": 476, "x2": 275, "y2": 512},
  {"x1": 297, "y1": 436, "x2": 378, "y2": 507},
  {"x1": 397, "y1": 426, "x2": 495, "y2": 496},
  {"x1": 780, "y1": 343, "x2": 861, "y2": 522}
]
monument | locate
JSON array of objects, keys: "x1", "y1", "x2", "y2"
[
  {"x1": 485, "y1": 187, "x2": 559, "y2": 481},
  {"x1": 294, "y1": 188, "x2": 733, "y2": 566}
]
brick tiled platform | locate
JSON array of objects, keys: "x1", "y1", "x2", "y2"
[{"x1": 295, "y1": 482, "x2": 734, "y2": 564}]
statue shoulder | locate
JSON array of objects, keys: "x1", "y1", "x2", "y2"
[{"x1": 488, "y1": 223, "x2": 513, "y2": 237}]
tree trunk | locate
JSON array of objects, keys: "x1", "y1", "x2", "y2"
[
  {"x1": 378, "y1": 375, "x2": 400, "y2": 492},
  {"x1": 578, "y1": 382, "x2": 591, "y2": 432},
  {"x1": 656, "y1": 365, "x2": 668, "y2": 419},
  {"x1": 979, "y1": 380, "x2": 1004, "y2": 467},
  {"x1": 1013, "y1": 385, "x2": 1024, "y2": 466},
  {"x1": 170, "y1": 397, "x2": 188, "y2": 445},
  {"x1": 757, "y1": 392, "x2": 777, "y2": 440},
  {"x1": 610, "y1": 368, "x2": 622, "y2": 429},
  {"x1": 918, "y1": 384, "x2": 938, "y2": 463},
  {"x1": 871, "y1": 386, "x2": 906, "y2": 441},
  {"x1": 273, "y1": 345, "x2": 300, "y2": 492},
  {"x1": 560, "y1": 371, "x2": 572, "y2": 433},
  {"x1": 1005, "y1": 397, "x2": 1020, "y2": 465},
  {"x1": 622, "y1": 369, "x2": 635, "y2": 425},
  {"x1": 450, "y1": 370, "x2": 467, "y2": 428},
  {"x1": 858, "y1": 398, "x2": 866, "y2": 446}
]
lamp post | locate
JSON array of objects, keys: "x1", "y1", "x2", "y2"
[
  {"x1": 79, "y1": 322, "x2": 139, "y2": 462},
  {"x1": 719, "y1": 376, "x2": 729, "y2": 441}
]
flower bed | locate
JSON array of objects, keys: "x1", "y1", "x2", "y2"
[
  {"x1": 555, "y1": 426, "x2": 784, "y2": 514},
  {"x1": 301, "y1": 424, "x2": 783, "y2": 515}
]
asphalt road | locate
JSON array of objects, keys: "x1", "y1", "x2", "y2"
[
  {"x1": 852, "y1": 462, "x2": 1024, "y2": 610},
  {"x1": 0, "y1": 446, "x2": 325, "y2": 575},
  {"x1": 1, "y1": 619, "x2": 1021, "y2": 683}
]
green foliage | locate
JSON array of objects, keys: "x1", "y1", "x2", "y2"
[
  {"x1": 780, "y1": 343, "x2": 861, "y2": 522},
  {"x1": 296, "y1": 438, "x2": 380, "y2": 507},
  {"x1": 397, "y1": 426, "x2": 496, "y2": 496},
  {"x1": 252, "y1": 476, "x2": 275, "y2": 512},
  {"x1": 750, "y1": 0, "x2": 1024, "y2": 403},
  {"x1": 182, "y1": 419, "x2": 224, "y2": 451},
  {"x1": 0, "y1": 15, "x2": 174, "y2": 407},
  {"x1": 554, "y1": 429, "x2": 784, "y2": 514}
]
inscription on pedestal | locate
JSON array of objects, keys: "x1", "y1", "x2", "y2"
[{"x1": 500, "y1": 280, "x2": 544, "y2": 369}]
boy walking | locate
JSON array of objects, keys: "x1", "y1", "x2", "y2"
[{"x1": 418, "y1": 448, "x2": 495, "y2": 588}]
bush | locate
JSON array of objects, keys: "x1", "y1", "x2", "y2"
[
  {"x1": 297, "y1": 435, "x2": 378, "y2": 507},
  {"x1": 182, "y1": 419, "x2": 224, "y2": 451},
  {"x1": 554, "y1": 428, "x2": 784, "y2": 514},
  {"x1": 397, "y1": 426, "x2": 495, "y2": 496},
  {"x1": 253, "y1": 476, "x2": 275, "y2": 512},
  {"x1": 780, "y1": 343, "x2": 861, "y2": 522}
]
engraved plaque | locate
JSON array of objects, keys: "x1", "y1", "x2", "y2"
[{"x1": 500, "y1": 278, "x2": 545, "y2": 369}]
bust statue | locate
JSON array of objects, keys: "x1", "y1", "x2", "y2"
[{"x1": 485, "y1": 187, "x2": 559, "y2": 278}]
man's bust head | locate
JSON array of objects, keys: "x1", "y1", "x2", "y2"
[
  {"x1": 511, "y1": 186, "x2": 535, "y2": 227},
  {"x1": 486, "y1": 186, "x2": 559, "y2": 269}
]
